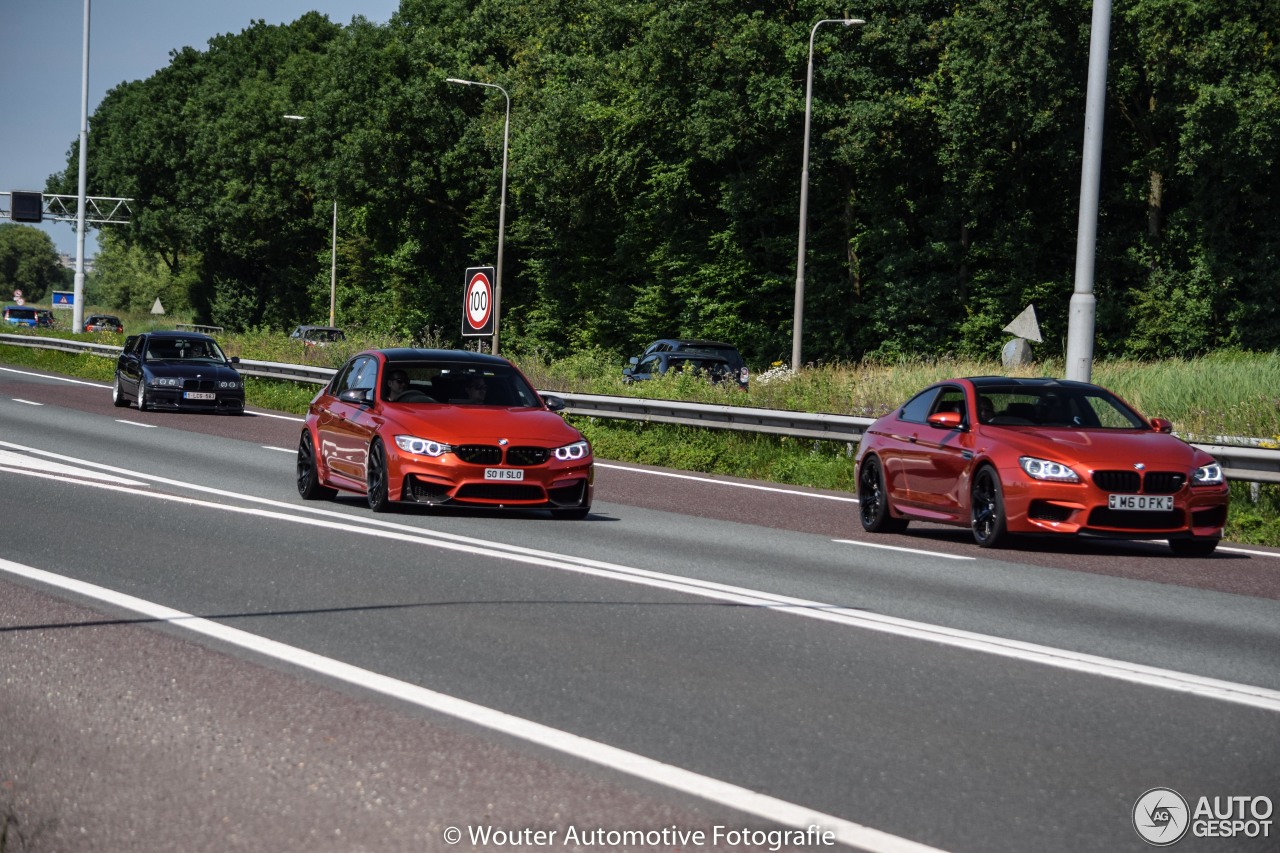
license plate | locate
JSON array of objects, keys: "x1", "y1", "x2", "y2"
[
  {"x1": 484, "y1": 468, "x2": 524, "y2": 481},
  {"x1": 1108, "y1": 494, "x2": 1173, "y2": 511},
  {"x1": 183, "y1": 391, "x2": 216, "y2": 400}
]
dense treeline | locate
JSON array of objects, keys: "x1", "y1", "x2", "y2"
[{"x1": 46, "y1": 0, "x2": 1280, "y2": 366}]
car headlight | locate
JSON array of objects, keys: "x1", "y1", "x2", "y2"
[
  {"x1": 217, "y1": 380, "x2": 241, "y2": 389},
  {"x1": 553, "y1": 440, "x2": 590, "y2": 461},
  {"x1": 1019, "y1": 456, "x2": 1080, "y2": 483},
  {"x1": 1192, "y1": 462, "x2": 1224, "y2": 486},
  {"x1": 394, "y1": 435, "x2": 451, "y2": 457},
  {"x1": 150, "y1": 376, "x2": 181, "y2": 387}
]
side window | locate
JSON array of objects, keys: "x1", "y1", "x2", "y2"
[
  {"x1": 124, "y1": 335, "x2": 142, "y2": 356},
  {"x1": 899, "y1": 388, "x2": 940, "y2": 424},
  {"x1": 345, "y1": 357, "x2": 378, "y2": 392},
  {"x1": 930, "y1": 386, "x2": 969, "y2": 425}
]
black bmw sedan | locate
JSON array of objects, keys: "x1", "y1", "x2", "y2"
[{"x1": 113, "y1": 331, "x2": 246, "y2": 414}]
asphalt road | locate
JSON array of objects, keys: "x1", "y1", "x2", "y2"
[{"x1": 2, "y1": 364, "x2": 1278, "y2": 853}]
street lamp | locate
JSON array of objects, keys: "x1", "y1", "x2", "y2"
[
  {"x1": 446, "y1": 77, "x2": 510, "y2": 356},
  {"x1": 792, "y1": 17, "x2": 864, "y2": 371},
  {"x1": 283, "y1": 114, "x2": 338, "y2": 328}
]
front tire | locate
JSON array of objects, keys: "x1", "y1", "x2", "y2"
[
  {"x1": 858, "y1": 455, "x2": 908, "y2": 533},
  {"x1": 136, "y1": 383, "x2": 149, "y2": 412},
  {"x1": 1169, "y1": 537, "x2": 1219, "y2": 558},
  {"x1": 112, "y1": 376, "x2": 129, "y2": 407},
  {"x1": 366, "y1": 439, "x2": 392, "y2": 513},
  {"x1": 970, "y1": 466, "x2": 1008, "y2": 548},
  {"x1": 297, "y1": 431, "x2": 336, "y2": 501}
]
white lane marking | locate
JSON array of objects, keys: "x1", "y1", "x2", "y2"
[
  {"x1": 12, "y1": 399, "x2": 42, "y2": 406},
  {"x1": 4, "y1": 443, "x2": 1280, "y2": 715},
  {"x1": 1220, "y1": 546, "x2": 1280, "y2": 560},
  {"x1": 263, "y1": 446, "x2": 295, "y2": 454},
  {"x1": 833, "y1": 540, "x2": 975, "y2": 561},
  {"x1": 0, "y1": 366, "x2": 109, "y2": 388},
  {"x1": 115, "y1": 419, "x2": 158, "y2": 428},
  {"x1": 0, "y1": 364, "x2": 295, "y2": 420},
  {"x1": 0, "y1": 556, "x2": 945, "y2": 853},
  {"x1": 597, "y1": 461, "x2": 859, "y2": 502},
  {"x1": 0, "y1": 449, "x2": 149, "y2": 485}
]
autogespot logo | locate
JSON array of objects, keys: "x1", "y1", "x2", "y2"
[{"x1": 1134, "y1": 787, "x2": 1191, "y2": 846}]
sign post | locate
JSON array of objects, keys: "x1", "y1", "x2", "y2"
[{"x1": 462, "y1": 266, "x2": 495, "y2": 341}]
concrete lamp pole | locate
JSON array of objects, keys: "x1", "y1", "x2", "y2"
[
  {"x1": 73, "y1": 0, "x2": 91, "y2": 333},
  {"x1": 446, "y1": 77, "x2": 510, "y2": 356},
  {"x1": 283, "y1": 114, "x2": 338, "y2": 327},
  {"x1": 793, "y1": 17, "x2": 864, "y2": 372}
]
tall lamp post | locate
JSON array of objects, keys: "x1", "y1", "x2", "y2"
[
  {"x1": 446, "y1": 77, "x2": 510, "y2": 356},
  {"x1": 792, "y1": 17, "x2": 864, "y2": 371},
  {"x1": 73, "y1": 0, "x2": 91, "y2": 333},
  {"x1": 283, "y1": 114, "x2": 338, "y2": 328}
]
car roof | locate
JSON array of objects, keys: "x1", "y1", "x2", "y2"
[
  {"x1": 652, "y1": 338, "x2": 738, "y2": 348},
  {"x1": 144, "y1": 330, "x2": 217, "y2": 343},
  {"x1": 962, "y1": 376, "x2": 1105, "y2": 392},
  {"x1": 369, "y1": 348, "x2": 511, "y2": 366}
]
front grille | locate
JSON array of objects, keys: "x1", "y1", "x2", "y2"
[
  {"x1": 1093, "y1": 470, "x2": 1140, "y2": 492},
  {"x1": 454, "y1": 445, "x2": 502, "y2": 465},
  {"x1": 1087, "y1": 508, "x2": 1184, "y2": 530},
  {"x1": 506, "y1": 446, "x2": 549, "y2": 466},
  {"x1": 1092, "y1": 470, "x2": 1186, "y2": 495},
  {"x1": 456, "y1": 483, "x2": 545, "y2": 501},
  {"x1": 183, "y1": 379, "x2": 216, "y2": 391},
  {"x1": 406, "y1": 475, "x2": 453, "y2": 504},
  {"x1": 1192, "y1": 506, "x2": 1228, "y2": 528},
  {"x1": 548, "y1": 480, "x2": 587, "y2": 507},
  {"x1": 1143, "y1": 472, "x2": 1186, "y2": 494}
]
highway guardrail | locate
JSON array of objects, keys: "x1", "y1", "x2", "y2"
[{"x1": 3, "y1": 332, "x2": 1277, "y2": 484}]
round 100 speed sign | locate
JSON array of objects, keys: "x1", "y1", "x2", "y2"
[{"x1": 462, "y1": 266, "x2": 494, "y2": 336}]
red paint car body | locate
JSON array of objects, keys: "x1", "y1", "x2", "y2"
[
  {"x1": 854, "y1": 377, "x2": 1229, "y2": 556},
  {"x1": 298, "y1": 349, "x2": 593, "y2": 518}
]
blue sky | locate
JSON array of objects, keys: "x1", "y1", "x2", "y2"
[{"x1": 1, "y1": 0, "x2": 401, "y2": 259}]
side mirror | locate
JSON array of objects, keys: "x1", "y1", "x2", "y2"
[
  {"x1": 1150, "y1": 417, "x2": 1174, "y2": 434},
  {"x1": 542, "y1": 394, "x2": 566, "y2": 412},
  {"x1": 338, "y1": 388, "x2": 373, "y2": 406},
  {"x1": 229, "y1": 356, "x2": 240, "y2": 364},
  {"x1": 628, "y1": 356, "x2": 639, "y2": 366},
  {"x1": 927, "y1": 411, "x2": 964, "y2": 430}
]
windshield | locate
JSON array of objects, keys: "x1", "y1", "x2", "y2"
[
  {"x1": 380, "y1": 361, "x2": 542, "y2": 408},
  {"x1": 145, "y1": 338, "x2": 229, "y2": 363},
  {"x1": 976, "y1": 385, "x2": 1148, "y2": 429}
]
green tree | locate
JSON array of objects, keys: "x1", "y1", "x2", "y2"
[{"x1": 0, "y1": 224, "x2": 64, "y2": 304}]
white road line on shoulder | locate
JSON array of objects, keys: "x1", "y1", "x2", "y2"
[
  {"x1": 245, "y1": 410, "x2": 304, "y2": 422},
  {"x1": 5, "y1": 441, "x2": 1280, "y2": 716},
  {"x1": 0, "y1": 556, "x2": 948, "y2": 853},
  {"x1": 596, "y1": 462, "x2": 859, "y2": 502},
  {"x1": 833, "y1": 539, "x2": 975, "y2": 561},
  {"x1": 263, "y1": 446, "x2": 295, "y2": 454},
  {"x1": 11, "y1": 399, "x2": 42, "y2": 406},
  {"x1": 0, "y1": 366, "x2": 109, "y2": 387},
  {"x1": 1219, "y1": 546, "x2": 1280, "y2": 560},
  {"x1": 115, "y1": 419, "x2": 158, "y2": 428}
]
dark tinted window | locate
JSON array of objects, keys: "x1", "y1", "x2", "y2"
[{"x1": 899, "y1": 388, "x2": 940, "y2": 424}]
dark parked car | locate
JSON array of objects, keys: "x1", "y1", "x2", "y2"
[
  {"x1": 298, "y1": 348, "x2": 593, "y2": 517},
  {"x1": 35, "y1": 309, "x2": 55, "y2": 328},
  {"x1": 113, "y1": 331, "x2": 245, "y2": 414},
  {"x1": 84, "y1": 314, "x2": 124, "y2": 333},
  {"x1": 629, "y1": 339, "x2": 748, "y2": 388},
  {"x1": 290, "y1": 325, "x2": 346, "y2": 346},
  {"x1": 623, "y1": 351, "x2": 740, "y2": 387},
  {"x1": 854, "y1": 376, "x2": 1230, "y2": 556},
  {"x1": 3, "y1": 305, "x2": 38, "y2": 327}
]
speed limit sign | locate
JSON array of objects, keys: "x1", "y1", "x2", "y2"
[{"x1": 462, "y1": 266, "x2": 494, "y2": 336}]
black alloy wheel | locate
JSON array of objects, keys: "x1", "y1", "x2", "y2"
[
  {"x1": 858, "y1": 456, "x2": 908, "y2": 533},
  {"x1": 970, "y1": 465, "x2": 1008, "y2": 548},
  {"x1": 297, "y1": 431, "x2": 336, "y2": 501},
  {"x1": 366, "y1": 439, "x2": 392, "y2": 513}
]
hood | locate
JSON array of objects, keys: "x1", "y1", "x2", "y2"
[
  {"x1": 979, "y1": 425, "x2": 1215, "y2": 471},
  {"x1": 382, "y1": 405, "x2": 584, "y2": 445},
  {"x1": 146, "y1": 361, "x2": 241, "y2": 381}
]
